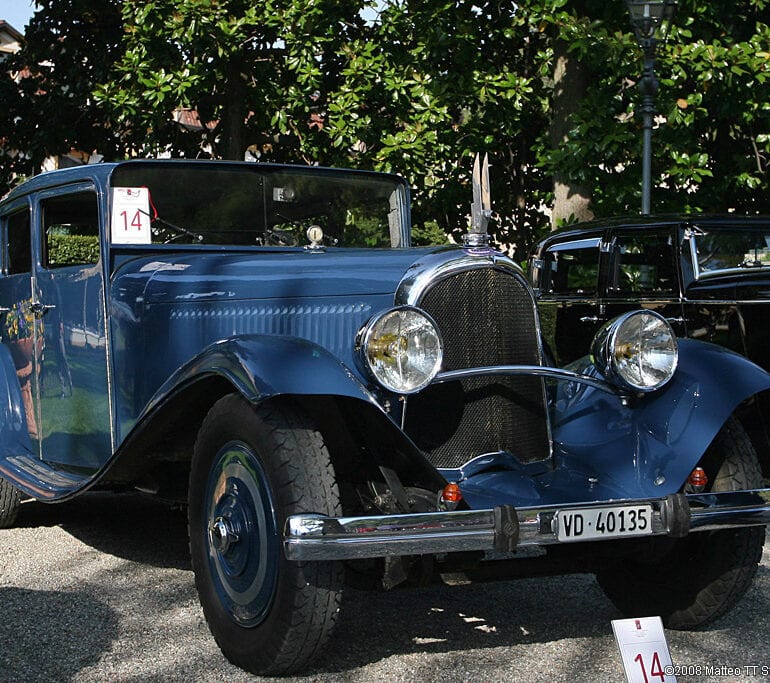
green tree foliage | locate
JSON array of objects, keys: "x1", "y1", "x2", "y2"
[
  {"x1": 536, "y1": 0, "x2": 770, "y2": 221},
  {"x1": 2, "y1": 1, "x2": 768, "y2": 258},
  {"x1": 94, "y1": 0, "x2": 374, "y2": 162},
  {"x1": 0, "y1": 0, "x2": 123, "y2": 185}
]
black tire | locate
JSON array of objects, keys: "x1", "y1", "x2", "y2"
[
  {"x1": 188, "y1": 395, "x2": 344, "y2": 675},
  {"x1": 0, "y1": 476, "x2": 21, "y2": 528},
  {"x1": 597, "y1": 417, "x2": 766, "y2": 629}
]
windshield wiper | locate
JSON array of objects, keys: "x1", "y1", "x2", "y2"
[{"x1": 149, "y1": 215, "x2": 204, "y2": 243}]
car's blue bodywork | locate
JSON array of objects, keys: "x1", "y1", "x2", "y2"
[
  {"x1": 3, "y1": 160, "x2": 770, "y2": 676},
  {"x1": 0, "y1": 162, "x2": 769, "y2": 515}
]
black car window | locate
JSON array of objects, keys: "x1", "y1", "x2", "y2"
[
  {"x1": 7, "y1": 209, "x2": 32, "y2": 275},
  {"x1": 42, "y1": 192, "x2": 100, "y2": 268},
  {"x1": 691, "y1": 226, "x2": 770, "y2": 278},
  {"x1": 610, "y1": 230, "x2": 676, "y2": 295},
  {"x1": 542, "y1": 238, "x2": 601, "y2": 295}
]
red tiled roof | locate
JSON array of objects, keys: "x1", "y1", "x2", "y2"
[{"x1": 172, "y1": 108, "x2": 218, "y2": 132}]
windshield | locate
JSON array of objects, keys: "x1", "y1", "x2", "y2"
[
  {"x1": 110, "y1": 163, "x2": 407, "y2": 248},
  {"x1": 690, "y1": 226, "x2": 770, "y2": 278}
]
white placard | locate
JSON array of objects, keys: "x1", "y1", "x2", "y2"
[
  {"x1": 612, "y1": 616, "x2": 676, "y2": 683},
  {"x1": 111, "y1": 187, "x2": 152, "y2": 244}
]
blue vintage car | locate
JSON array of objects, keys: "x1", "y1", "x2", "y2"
[{"x1": 0, "y1": 159, "x2": 768, "y2": 675}]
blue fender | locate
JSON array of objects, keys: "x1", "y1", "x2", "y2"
[
  {"x1": 140, "y1": 334, "x2": 380, "y2": 418},
  {"x1": 126, "y1": 334, "x2": 447, "y2": 493},
  {"x1": 551, "y1": 338, "x2": 770, "y2": 500}
]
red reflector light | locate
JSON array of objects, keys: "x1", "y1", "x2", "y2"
[
  {"x1": 442, "y1": 483, "x2": 462, "y2": 503},
  {"x1": 688, "y1": 467, "x2": 708, "y2": 487}
]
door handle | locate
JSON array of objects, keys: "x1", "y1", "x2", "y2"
[
  {"x1": 29, "y1": 302, "x2": 56, "y2": 318},
  {"x1": 579, "y1": 316, "x2": 604, "y2": 323},
  {"x1": 665, "y1": 317, "x2": 688, "y2": 324}
]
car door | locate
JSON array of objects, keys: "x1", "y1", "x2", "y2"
[
  {"x1": 0, "y1": 200, "x2": 39, "y2": 447},
  {"x1": 31, "y1": 185, "x2": 112, "y2": 471},
  {"x1": 534, "y1": 234, "x2": 604, "y2": 365},
  {"x1": 604, "y1": 226, "x2": 687, "y2": 338},
  {"x1": 681, "y1": 222, "x2": 761, "y2": 359}
]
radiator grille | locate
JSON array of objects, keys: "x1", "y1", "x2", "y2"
[{"x1": 403, "y1": 268, "x2": 550, "y2": 468}]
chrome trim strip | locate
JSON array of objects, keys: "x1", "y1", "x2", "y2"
[
  {"x1": 433, "y1": 365, "x2": 623, "y2": 396},
  {"x1": 283, "y1": 489, "x2": 770, "y2": 561},
  {"x1": 683, "y1": 299, "x2": 770, "y2": 305},
  {"x1": 395, "y1": 249, "x2": 525, "y2": 308},
  {"x1": 688, "y1": 229, "x2": 702, "y2": 280},
  {"x1": 688, "y1": 489, "x2": 770, "y2": 530}
]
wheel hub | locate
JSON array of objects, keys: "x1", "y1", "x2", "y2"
[
  {"x1": 209, "y1": 516, "x2": 240, "y2": 554},
  {"x1": 202, "y1": 443, "x2": 279, "y2": 627}
]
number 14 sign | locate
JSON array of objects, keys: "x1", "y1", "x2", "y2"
[
  {"x1": 612, "y1": 616, "x2": 676, "y2": 683},
  {"x1": 111, "y1": 187, "x2": 152, "y2": 245}
]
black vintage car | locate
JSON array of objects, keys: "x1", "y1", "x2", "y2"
[{"x1": 529, "y1": 214, "x2": 770, "y2": 470}]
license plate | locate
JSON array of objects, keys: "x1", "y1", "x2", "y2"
[{"x1": 556, "y1": 504, "x2": 653, "y2": 542}]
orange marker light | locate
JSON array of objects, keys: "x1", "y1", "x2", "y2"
[
  {"x1": 442, "y1": 482, "x2": 463, "y2": 503},
  {"x1": 688, "y1": 467, "x2": 708, "y2": 488}
]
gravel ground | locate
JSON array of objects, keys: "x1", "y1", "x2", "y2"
[{"x1": 1, "y1": 491, "x2": 768, "y2": 683}]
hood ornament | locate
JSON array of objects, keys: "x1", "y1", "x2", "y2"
[{"x1": 464, "y1": 152, "x2": 492, "y2": 247}]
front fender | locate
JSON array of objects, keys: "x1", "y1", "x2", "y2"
[
  {"x1": 143, "y1": 334, "x2": 380, "y2": 416},
  {"x1": 552, "y1": 338, "x2": 770, "y2": 499},
  {"x1": 122, "y1": 334, "x2": 447, "y2": 493}
]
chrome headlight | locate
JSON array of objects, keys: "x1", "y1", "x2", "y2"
[
  {"x1": 358, "y1": 307, "x2": 443, "y2": 394},
  {"x1": 591, "y1": 310, "x2": 678, "y2": 392}
]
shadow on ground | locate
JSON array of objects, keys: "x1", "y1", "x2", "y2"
[
  {"x1": 15, "y1": 492, "x2": 190, "y2": 570},
  {"x1": 0, "y1": 587, "x2": 118, "y2": 682},
  {"x1": 10, "y1": 494, "x2": 770, "y2": 678}
]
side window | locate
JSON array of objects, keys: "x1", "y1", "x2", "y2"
[
  {"x1": 7, "y1": 209, "x2": 32, "y2": 275},
  {"x1": 611, "y1": 230, "x2": 676, "y2": 295},
  {"x1": 42, "y1": 192, "x2": 100, "y2": 268},
  {"x1": 691, "y1": 226, "x2": 770, "y2": 277},
  {"x1": 543, "y1": 238, "x2": 601, "y2": 295}
]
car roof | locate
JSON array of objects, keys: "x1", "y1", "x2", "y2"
[
  {"x1": 0, "y1": 159, "x2": 408, "y2": 206},
  {"x1": 536, "y1": 214, "x2": 770, "y2": 247}
]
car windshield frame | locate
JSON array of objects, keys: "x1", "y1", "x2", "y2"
[{"x1": 108, "y1": 161, "x2": 410, "y2": 249}]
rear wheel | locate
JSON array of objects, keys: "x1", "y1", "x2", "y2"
[
  {"x1": 189, "y1": 395, "x2": 343, "y2": 675},
  {"x1": 0, "y1": 477, "x2": 21, "y2": 528},
  {"x1": 597, "y1": 417, "x2": 766, "y2": 628}
]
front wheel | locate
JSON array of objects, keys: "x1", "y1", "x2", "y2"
[
  {"x1": 597, "y1": 417, "x2": 766, "y2": 629},
  {"x1": 189, "y1": 395, "x2": 343, "y2": 675},
  {"x1": 0, "y1": 476, "x2": 21, "y2": 528}
]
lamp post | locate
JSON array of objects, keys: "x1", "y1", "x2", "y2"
[{"x1": 625, "y1": 1, "x2": 677, "y2": 215}]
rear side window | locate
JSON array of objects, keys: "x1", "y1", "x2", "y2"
[{"x1": 542, "y1": 238, "x2": 601, "y2": 295}]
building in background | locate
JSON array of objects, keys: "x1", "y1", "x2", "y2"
[{"x1": 0, "y1": 20, "x2": 23, "y2": 60}]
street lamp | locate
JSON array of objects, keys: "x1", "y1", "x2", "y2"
[{"x1": 625, "y1": 1, "x2": 677, "y2": 215}]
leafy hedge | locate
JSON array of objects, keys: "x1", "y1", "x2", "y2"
[{"x1": 48, "y1": 234, "x2": 100, "y2": 266}]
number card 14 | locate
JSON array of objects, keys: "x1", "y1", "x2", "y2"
[
  {"x1": 612, "y1": 616, "x2": 676, "y2": 683},
  {"x1": 112, "y1": 187, "x2": 152, "y2": 245}
]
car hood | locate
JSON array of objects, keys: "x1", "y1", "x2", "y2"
[{"x1": 111, "y1": 247, "x2": 443, "y2": 306}]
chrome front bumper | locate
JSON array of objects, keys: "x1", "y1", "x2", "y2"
[{"x1": 284, "y1": 489, "x2": 770, "y2": 561}]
